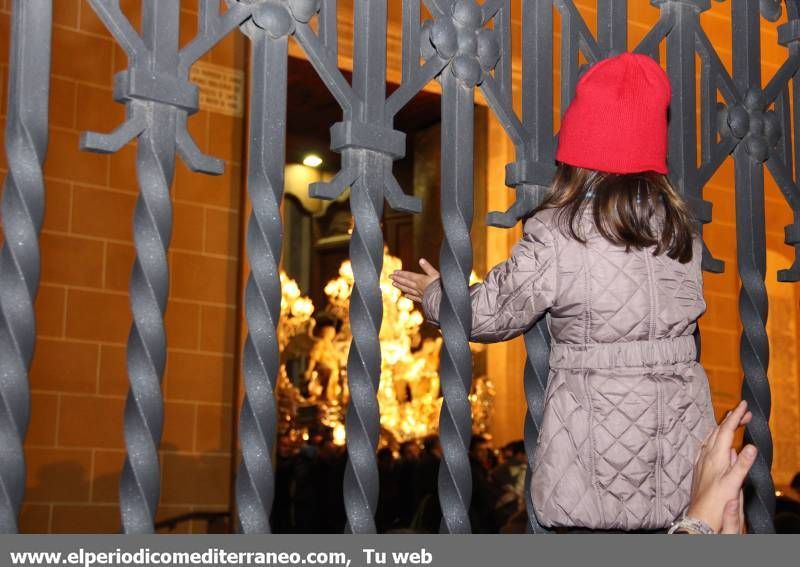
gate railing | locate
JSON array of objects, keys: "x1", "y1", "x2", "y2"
[{"x1": 2, "y1": 0, "x2": 799, "y2": 535}]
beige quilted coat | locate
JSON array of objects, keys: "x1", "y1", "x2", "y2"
[{"x1": 422, "y1": 206, "x2": 715, "y2": 531}]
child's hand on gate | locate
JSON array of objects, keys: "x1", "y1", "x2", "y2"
[
  {"x1": 686, "y1": 400, "x2": 757, "y2": 534},
  {"x1": 389, "y1": 259, "x2": 440, "y2": 304}
]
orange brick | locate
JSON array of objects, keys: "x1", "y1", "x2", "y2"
[
  {"x1": 699, "y1": 329, "x2": 739, "y2": 369},
  {"x1": 43, "y1": 179, "x2": 72, "y2": 233},
  {"x1": 58, "y1": 395, "x2": 124, "y2": 449},
  {"x1": 165, "y1": 300, "x2": 200, "y2": 350},
  {"x1": 19, "y1": 504, "x2": 51, "y2": 534},
  {"x1": 51, "y1": 504, "x2": 120, "y2": 534},
  {"x1": 703, "y1": 224, "x2": 737, "y2": 263},
  {"x1": 26, "y1": 447, "x2": 92, "y2": 502},
  {"x1": 702, "y1": 294, "x2": 741, "y2": 333},
  {"x1": 107, "y1": 143, "x2": 139, "y2": 193},
  {"x1": 207, "y1": 29, "x2": 245, "y2": 70},
  {"x1": 178, "y1": 7, "x2": 199, "y2": 51},
  {"x1": 90, "y1": 449, "x2": 124, "y2": 503},
  {"x1": 186, "y1": 111, "x2": 209, "y2": 154},
  {"x1": 104, "y1": 242, "x2": 134, "y2": 292},
  {"x1": 81, "y1": 0, "x2": 141, "y2": 36},
  {"x1": 200, "y1": 305, "x2": 238, "y2": 354},
  {"x1": 195, "y1": 404, "x2": 233, "y2": 454},
  {"x1": 26, "y1": 392, "x2": 59, "y2": 446},
  {"x1": 765, "y1": 197, "x2": 793, "y2": 231},
  {"x1": 703, "y1": 267, "x2": 739, "y2": 296},
  {"x1": 172, "y1": 202, "x2": 205, "y2": 252},
  {"x1": 162, "y1": 401, "x2": 196, "y2": 453},
  {"x1": 161, "y1": 453, "x2": 230, "y2": 506},
  {"x1": 208, "y1": 113, "x2": 244, "y2": 164},
  {"x1": 205, "y1": 208, "x2": 241, "y2": 257},
  {"x1": 0, "y1": 13, "x2": 8, "y2": 65},
  {"x1": 49, "y1": 77, "x2": 77, "y2": 129},
  {"x1": 98, "y1": 344, "x2": 128, "y2": 396},
  {"x1": 704, "y1": 186, "x2": 735, "y2": 226},
  {"x1": 53, "y1": 0, "x2": 80, "y2": 29},
  {"x1": 44, "y1": 128, "x2": 108, "y2": 186},
  {"x1": 30, "y1": 338, "x2": 99, "y2": 394},
  {"x1": 72, "y1": 185, "x2": 135, "y2": 241},
  {"x1": 112, "y1": 42, "x2": 127, "y2": 75},
  {"x1": 40, "y1": 232, "x2": 104, "y2": 288},
  {"x1": 175, "y1": 161, "x2": 242, "y2": 210},
  {"x1": 172, "y1": 251, "x2": 238, "y2": 303},
  {"x1": 36, "y1": 285, "x2": 66, "y2": 337},
  {"x1": 51, "y1": 26, "x2": 113, "y2": 86},
  {"x1": 65, "y1": 289, "x2": 130, "y2": 343},
  {"x1": 165, "y1": 351, "x2": 234, "y2": 404},
  {"x1": 76, "y1": 83, "x2": 126, "y2": 137},
  {"x1": 0, "y1": 64, "x2": 7, "y2": 118}
]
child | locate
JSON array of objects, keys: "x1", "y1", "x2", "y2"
[{"x1": 389, "y1": 53, "x2": 716, "y2": 531}]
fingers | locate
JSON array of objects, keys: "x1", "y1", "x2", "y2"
[
  {"x1": 714, "y1": 401, "x2": 749, "y2": 452},
  {"x1": 390, "y1": 271, "x2": 426, "y2": 286},
  {"x1": 720, "y1": 497, "x2": 741, "y2": 534},
  {"x1": 390, "y1": 272, "x2": 425, "y2": 294},
  {"x1": 392, "y1": 281, "x2": 423, "y2": 302},
  {"x1": 419, "y1": 258, "x2": 440, "y2": 277},
  {"x1": 725, "y1": 444, "x2": 757, "y2": 488}
]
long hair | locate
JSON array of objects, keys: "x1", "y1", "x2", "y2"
[{"x1": 536, "y1": 163, "x2": 696, "y2": 263}]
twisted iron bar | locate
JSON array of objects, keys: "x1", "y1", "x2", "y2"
[
  {"x1": 302, "y1": 0, "x2": 420, "y2": 532},
  {"x1": 731, "y1": 0, "x2": 775, "y2": 533},
  {"x1": 0, "y1": 0, "x2": 51, "y2": 534},
  {"x1": 736, "y1": 153, "x2": 775, "y2": 533},
  {"x1": 437, "y1": 70, "x2": 476, "y2": 534},
  {"x1": 482, "y1": 0, "x2": 555, "y2": 534},
  {"x1": 342, "y1": 163, "x2": 385, "y2": 534},
  {"x1": 118, "y1": 104, "x2": 175, "y2": 533},
  {"x1": 80, "y1": 0, "x2": 250, "y2": 532},
  {"x1": 235, "y1": 13, "x2": 289, "y2": 533}
]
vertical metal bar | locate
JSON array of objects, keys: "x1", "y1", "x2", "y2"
[
  {"x1": 118, "y1": 1, "x2": 180, "y2": 534},
  {"x1": 437, "y1": 68, "x2": 475, "y2": 534},
  {"x1": 0, "y1": 0, "x2": 52, "y2": 535},
  {"x1": 319, "y1": 0, "x2": 338, "y2": 61},
  {"x1": 235, "y1": 23, "x2": 289, "y2": 535},
  {"x1": 82, "y1": 0, "x2": 251, "y2": 533},
  {"x1": 664, "y1": 2, "x2": 700, "y2": 213},
  {"x1": 519, "y1": 0, "x2": 554, "y2": 535},
  {"x1": 597, "y1": 0, "x2": 627, "y2": 54},
  {"x1": 559, "y1": 5, "x2": 581, "y2": 114},
  {"x1": 731, "y1": 0, "x2": 775, "y2": 534},
  {"x1": 494, "y1": 0, "x2": 512, "y2": 106},
  {"x1": 402, "y1": 0, "x2": 421, "y2": 84},
  {"x1": 342, "y1": 0, "x2": 388, "y2": 534}
]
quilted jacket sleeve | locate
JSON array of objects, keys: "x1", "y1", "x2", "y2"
[{"x1": 421, "y1": 214, "x2": 558, "y2": 343}]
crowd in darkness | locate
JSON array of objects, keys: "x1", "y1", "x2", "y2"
[{"x1": 270, "y1": 432, "x2": 528, "y2": 534}]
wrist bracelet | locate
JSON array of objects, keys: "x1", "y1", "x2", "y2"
[{"x1": 667, "y1": 516, "x2": 715, "y2": 535}]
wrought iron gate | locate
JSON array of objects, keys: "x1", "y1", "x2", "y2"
[{"x1": 2, "y1": 0, "x2": 799, "y2": 534}]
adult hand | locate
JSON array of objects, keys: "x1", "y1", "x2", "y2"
[
  {"x1": 686, "y1": 400, "x2": 757, "y2": 534},
  {"x1": 389, "y1": 259, "x2": 440, "y2": 303}
]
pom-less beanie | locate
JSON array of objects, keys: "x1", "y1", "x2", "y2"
[{"x1": 555, "y1": 52, "x2": 671, "y2": 174}]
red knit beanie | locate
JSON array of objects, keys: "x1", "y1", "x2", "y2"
[{"x1": 556, "y1": 53, "x2": 671, "y2": 174}]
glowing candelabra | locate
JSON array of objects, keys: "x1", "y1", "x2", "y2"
[{"x1": 275, "y1": 253, "x2": 493, "y2": 445}]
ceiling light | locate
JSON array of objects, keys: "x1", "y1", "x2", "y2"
[{"x1": 302, "y1": 154, "x2": 323, "y2": 168}]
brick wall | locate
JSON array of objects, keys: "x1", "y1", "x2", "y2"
[{"x1": 0, "y1": 0, "x2": 246, "y2": 533}]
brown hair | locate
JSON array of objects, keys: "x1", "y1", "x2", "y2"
[{"x1": 536, "y1": 163, "x2": 696, "y2": 263}]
